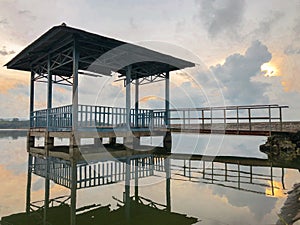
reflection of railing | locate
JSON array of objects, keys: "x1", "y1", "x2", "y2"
[
  {"x1": 171, "y1": 159, "x2": 283, "y2": 196},
  {"x1": 29, "y1": 195, "x2": 71, "y2": 212},
  {"x1": 30, "y1": 104, "x2": 166, "y2": 130},
  {"x1": 170, "y1": 104, "x2": 288, "y2": 133},
  {"x1": 32, "y1": 155, "x2": 157, "y2": 189}
]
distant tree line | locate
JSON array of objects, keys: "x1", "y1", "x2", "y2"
[{"x1": 0, "y1": 118, "x2": 29, "y2": 129}]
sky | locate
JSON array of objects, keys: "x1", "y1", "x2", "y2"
[{"x1": 0, "y1": 0, "x2": 300, "y2": 119}]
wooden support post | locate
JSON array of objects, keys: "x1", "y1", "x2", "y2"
[{"x1": 26, "y1": 154, "x2": 33, "y2": 214}]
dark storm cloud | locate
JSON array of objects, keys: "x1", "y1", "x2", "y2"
[
  {"x1": 210, "y1": 40, "x2": 272, "y2": 104},
  {"x1": 0, "y1": 46, "x2": 15, "y2": 56},
  {"x1": 196, "y1": 0, "x2": 246, "y2": 38}
]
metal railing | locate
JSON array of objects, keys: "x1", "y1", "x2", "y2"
[
  {"x1": 30, "y1": 104, "x2": 166, "y2": 130},
  {"x1": 169, "y1": 104, "x2": 288, "y2": 133}
]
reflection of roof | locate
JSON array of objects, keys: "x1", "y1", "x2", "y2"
[
  {"x1": 2, "y1": 198, "x2": 198, "y2": 225},
  {"x1": 5, "y1": 25, "x2": 195, "y2": 79}
]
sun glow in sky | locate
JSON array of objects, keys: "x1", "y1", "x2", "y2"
[{"x1": 261, "y1": 63, "x2": 279, "y2": 77}]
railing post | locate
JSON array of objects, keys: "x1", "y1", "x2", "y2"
[
  {"x1": 268, "y1": 105, "x2": 272, "y2": 135},
  {"x1": 248, "y1": 108, "x2": 252, "y2": 131},
  {"x1": 201, "y1": 110, "x2": 204, "y2": 130},
  {"x1": 210, "y1": 108, "x2": 213, "y2": 132},
  {"x1": 165, "y1": 71, "x2": 170, "y2": 128},
  {"x1": 236, "y1": 107, "x2": 239, "y2": 134},
  {"x1": 223, "y1": 109, "x2": 226, "y2": 131},
  {"x1": 279, "y1": 107, "x2": 283, "y2": 131}
]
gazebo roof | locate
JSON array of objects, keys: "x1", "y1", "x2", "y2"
[{"x1": 5, "y1": 24, "x2": 195, "y2": 79}]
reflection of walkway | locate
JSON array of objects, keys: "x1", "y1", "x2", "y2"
[
  {"x1": 164, "y1": 154, "x2": 296, "y2": 196},
  {"x1": 2, "y1": 195, "x2": 198, "y2": 225},
  {"x1": 277, "y1": 183, "x2": 300, "y2": 225},
  {"x1": 21, "y1": 152, "x2": 300, "y2": 225}
]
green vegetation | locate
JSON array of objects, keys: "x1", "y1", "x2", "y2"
[{"x1": 0, "y1": 118, "x2": 29, "y2": 129}]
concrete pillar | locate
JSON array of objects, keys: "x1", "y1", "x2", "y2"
[
  {"x1": 126, "y1": 65, "x2": 131, "y2": 127},
  {"x1": 165, "y1": 71, "x2": 170, "y2": 127},
  {"x1": 30, "y1": 70, "x2": 35, "y2": 127},
  {"x1": 72, "y1": 39, "x2": 79, "y2": 131},
  {"x1": 109, "y1": 137, "x2": 116, "y2": 145},
  {"x1": 47, "y1": 55, "x2": 52, "y2": 129},
  {"x1": 94, "y1": 137, "x2": 103, "y2": 146},
  {"x1": 135, "y1": 79, "x2": 139, "y2": 127}
]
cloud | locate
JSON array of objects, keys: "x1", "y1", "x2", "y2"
[
  {"x1": 196, "y1": 0, "x2": 246, "y2": 39},
  {"x1": 0, "y1": 46, "x2": 15, "y2": 56},
  {"x1": 210, "y1": 40, "x2": 272, "y2": 104},
  {"x1": 284, "y1": 44, "x2": 300, "y2": 55},
  {"x1": 252, "y1": 11, "x2": 284, "y2": 37}
]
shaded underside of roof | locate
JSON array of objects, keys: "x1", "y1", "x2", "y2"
[{"x1": 5, "y1": 25, "x2": 195, "y2": 79}]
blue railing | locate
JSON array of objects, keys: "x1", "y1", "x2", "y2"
[{"x1": 30, "y1": 104, "x2": 166, "y2": 130}]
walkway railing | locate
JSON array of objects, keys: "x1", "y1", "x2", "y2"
[
  {"x1": 30, "y1": 104, "x2": 288, "y2": 133},
  {"x1": 30, "y1": 104, "x2": 166, "y2": 130},
  {"x1": 169, "y1": 104, "x2": 288, "y2": 133}
]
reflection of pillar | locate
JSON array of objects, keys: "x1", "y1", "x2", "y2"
[
  {"x1": 135, "y1": 159, "x2": 139, "y2": 201},
  {"x1": 70, "y1": 160, "x2": 77, "y2": 225},
  {"x1": 281, "y1": 168, "x2": 285, "y2": 190},
  {"x1": 165, "y1": 158, "x2": 171, "y2": 212},
  {"x1": 26, "y1": 154, "x2": 33, "y2": 214},
  {"x1": 125, "y1": 158, "x2": 131, "y2": 222},
  {"x1": 163, "y1": 131, "x2": 172, "y2": 152},
  {"x1": 44, "y1": 134, "x2": 53, "y2": 225},
  {"x1": 270, "y1": 163, "x2": 274, "y2": 196}
]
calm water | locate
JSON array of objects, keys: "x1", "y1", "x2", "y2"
[{"x1": 0, "y1": 131, "x2": 299, "y2": 225}]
